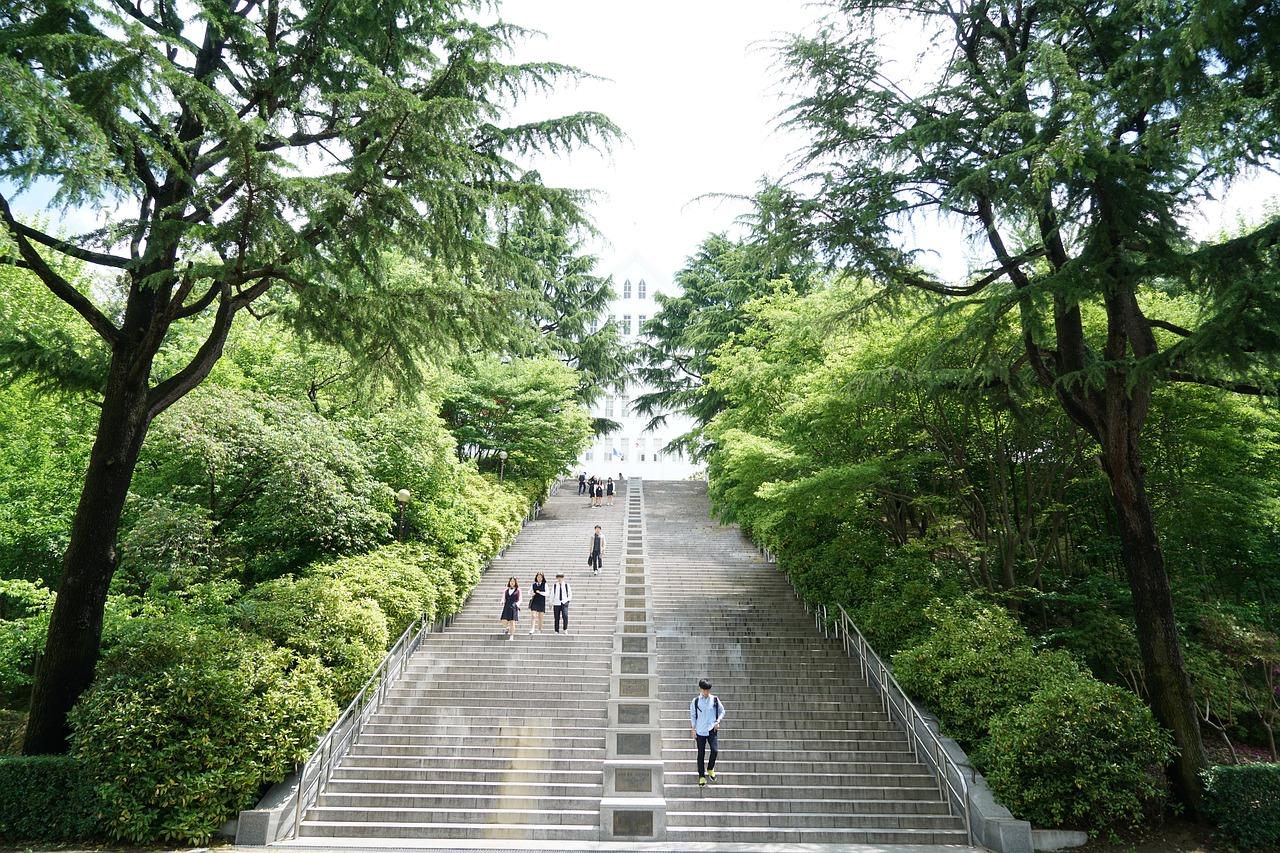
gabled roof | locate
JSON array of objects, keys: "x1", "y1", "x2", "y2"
[{"x1": 607, "y1": 252, "x2": 669, "y2": 288}]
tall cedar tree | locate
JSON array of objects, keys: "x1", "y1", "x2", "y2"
[
  {"x1": 633, "y1": 233, "x2": 814, "y2": 460},
  {"x1": 0, "y1": 0, "x2": 617, "y2": 754},
  {"x1": 774, "y1": 0, "x2": 1280, "y2": 810},
  {"x1": 501, "y1": 206, "x2": 632, "y2": 429}
]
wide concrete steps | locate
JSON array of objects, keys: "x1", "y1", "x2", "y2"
[
  {"x1": 643, "y1": 479, "x2": 969, "y2": 847},
  {"x1": 295, "y1": 486, "x2": 622, "y2": 843},
  {"x1": 285, "y1": 479, "x2": 974, "y2": 849}
]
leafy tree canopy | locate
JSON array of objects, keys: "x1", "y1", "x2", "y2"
[
  {"x1": 441, "y1": 354, "x2": 594, "y2": 490},
  {"x1": 770, "y1": 0, "x2": 1280, "y2": 809},
  {"x1": 0, "y1": 0, "x2": 618, "y2": 755},
  {"x1": 633, "y1": 232, "x2": 816, "y2": 460}
]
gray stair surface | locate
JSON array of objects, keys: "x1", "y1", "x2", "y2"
[{"x1": 279, "y1": 478, "x2": 979, "y2": 852}]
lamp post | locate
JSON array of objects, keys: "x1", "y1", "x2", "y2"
[
  {"x1": 498, "y1": 450, "x2": 508, "y2": 484},
  {"x1": 396, "y1": 488, "x2": 411, "y2": 543}
]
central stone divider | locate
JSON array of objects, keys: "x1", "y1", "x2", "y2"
[{"x1": 600, "y1": 477, "x2": 668, "y2": 840}]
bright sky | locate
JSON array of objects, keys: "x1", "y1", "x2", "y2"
[
  {"x1": 9, "y1": 0, "x2": 1277, "y2": 286},
  {"x1": 501, "y1": 0, "x2": 820, "y2": 279},
  {"x1": 505, "y1": 1, "x2": 1280, "y2": 281}
]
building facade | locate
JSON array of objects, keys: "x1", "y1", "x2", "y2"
[{"x1": 575, "y1": 253, "x2": 701, "y2": 481}]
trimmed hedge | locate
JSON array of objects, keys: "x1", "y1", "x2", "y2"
[
  {"x1": 1201, "y1": 763, "x2": 1280, "y2": 849},
  {"x1": 0, "y1": 754, "x2": 101, "y2": 842}
]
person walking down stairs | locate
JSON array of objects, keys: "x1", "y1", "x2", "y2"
[
  {"x1": 690, "y1": 678, "x2": 726, "y2": 788},
  {"x1": 587, "y1": 525, "x2": 605, "y2": 575},
  {"x1": 499, "y1": 577, "x2": 521, "y2": 641},
  {"x1": 550, "y1": 571, "x2": 573, "y2": 633},
  {"x1": 528, "y1": 571, "x2": 546, "y2": 634}
]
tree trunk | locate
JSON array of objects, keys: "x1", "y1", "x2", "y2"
[
  {"x1": 1104, "y1": 436, "x2": 1208, "y2": 814},
  {"x1": 22, "y1": 352, "x2": 153, "y2": 755}
]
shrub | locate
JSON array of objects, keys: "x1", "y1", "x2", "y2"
[
  {"x1": 237, "y1": 575, "x2": 389, "y2": 704},
  {"x1": 983, "y1": 676, "x2": 1175, "y2": 828},
  {"x1": 321, "y1": 543, "x2": 486, "y2": 637},
  {"x1": 320, "y1": 544, "x2": 443, "y2": 633},
  {"x1": 69, "y1": 618, "x2": 335, "y2": 844},
  {"x1": 0, "y1": 754, "x2": 100, "y2": 842},
  {"x1": 892, "y1": 598, "x2": 1077, "y2": 745},
  {"x1": 1201, "y1": 763, "x2": 1280, "y2": 849},
  {"x1": 851, "y1": 555, "x2": 965, "y2": 657}
]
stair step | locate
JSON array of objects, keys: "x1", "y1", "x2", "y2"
[{"x1": 284, "y1": 480, "x2": 970, "y2": 848}]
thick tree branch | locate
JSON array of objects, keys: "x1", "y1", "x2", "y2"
[
  {"x1": 1149, "y1": 318, "x2": 1193, "y2": 338},
  {"x1": 0, "y1": 196, "x2": 121, "y2": 346},
  {"x1": 1, "y1": 207, "x2": 129, "y2": 269}
]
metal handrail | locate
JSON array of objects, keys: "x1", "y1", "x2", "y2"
[
  {"x1": 293, "y1": 609, "x2": 436, "y2": 836},
  {"x1": 289, "y1": 493, "x2": 543, "y2": 834},
  {"x1": 822, "y1": 602, "x2": 974, "y2": 846}
]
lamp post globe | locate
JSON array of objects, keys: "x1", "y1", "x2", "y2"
[
  {"x1": 498, "y1": 450, "x2": 508, "y2": 484},
  {"x1": 395, "y1": 488, "x2": 411, "y2": 542}
]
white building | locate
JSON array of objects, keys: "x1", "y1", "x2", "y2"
[{"x1": 575, "y1": 253, "x2": 701, "y2": 481}]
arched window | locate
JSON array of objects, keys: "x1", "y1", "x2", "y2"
[
  {"x1": 623, "y1": 279, "x2": 632, "y2": 299},
  {"x1": 638, "y1": 279, "x2": 647, "y2": 299}
]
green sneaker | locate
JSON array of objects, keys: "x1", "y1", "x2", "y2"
[
  {"x1": 708, "y1": 769, "x2": 716, "y2": 782},
  {"x1": 698, "y1": 776, "x2": 706, "y2": 788}
]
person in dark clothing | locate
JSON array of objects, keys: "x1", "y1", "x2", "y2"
[
  {"x1": 578, "y1": 472, "x2": 587, "y2": 495},
  {"x1": 606, "y1": 477, "x2": 615, "y2": 506},
  {"x1": 528, "y1": 571, "x2": 546, "y2": 634},
  {"x1": 588, "y1": 525, "x2": 605, "y2": 575},
  {"x1": 499, "y1": 576, "x2": 521, "y2": 641}
]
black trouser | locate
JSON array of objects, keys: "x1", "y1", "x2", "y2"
[
  {"x1": 578, "y1": 480, "x2": 586, "y2": 494},
  {"x1": 589, "y1": 551, "x2": 602, "y2": 571},
  {"x1": 696, "y1": 731, "x2": 719, "y2": 777},
  {"x1": 554, "y1": 603, "x2": 569, "y2": 632}
]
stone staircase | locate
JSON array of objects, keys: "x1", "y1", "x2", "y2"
[
  {"x1": 285, "y1": 479, "x2": 975, "y2": 848},
  {"x1": 647, "y1": 480, "x2": 969, "y2": 845}
]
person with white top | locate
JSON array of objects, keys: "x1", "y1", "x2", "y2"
[
  {"x1": 690, "y1": 678, "x2": 726, "y2": 788},
  {"x1": 549, "y1": 571, "x2": 573, "y2": 633}
]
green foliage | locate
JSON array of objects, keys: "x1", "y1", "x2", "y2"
[
  {"x1": 342, "y1": 406, "x2": 526, "y2": 557},
  {"x1": 984, "y1": 677, "x2": 1175, "y2": 829},
  {"x1": 0, "y1": 259, "x2": 107, "y2": 397},
  {"x1": 0, "y1": 580, "x2": 54, "y2": 690},
  {"x1": 892, "y1": 599, "x2": 1078, "y2": 745},
  {"x1": 890, "y1": 599, "x2": 1176, "y2": 828},
  {"x1": 133, "y1": 385, "x2": 389, "y2": 583},
  {"x1": 635, "y1": 233, "x2": 816, "y2": 459},
  {"x1": 0, "y1": 755, "x2": 101, "y2": 842},
  {"x1": 442, "y1": 355, "x2": 595, "y2": 489},
  {"x1": 501, "y1": 204, "x2": 634, "y2": 408},
  {"x1": 237, "y1": 576, "x2": 389, "y2": 705},
  {"x1": 1201, "y1": 764, "x2": 1280, "y2": 849},
  {"x1": 318, "y1": 545, "x2": 447, "y2": 634},
  {"x1": 0, "y1": 380, "x2": 94, "y2": 585},
  {"x1": 68, "y1": 617, "x2": 335, "y2": 845}
]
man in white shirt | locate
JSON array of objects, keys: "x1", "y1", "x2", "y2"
[
  {"x1": 690, "y1": 678, "x2": 726, "y2": 788},
  {"x1": 549, "y1": 571, "x2": 573, "y2": 633}
]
